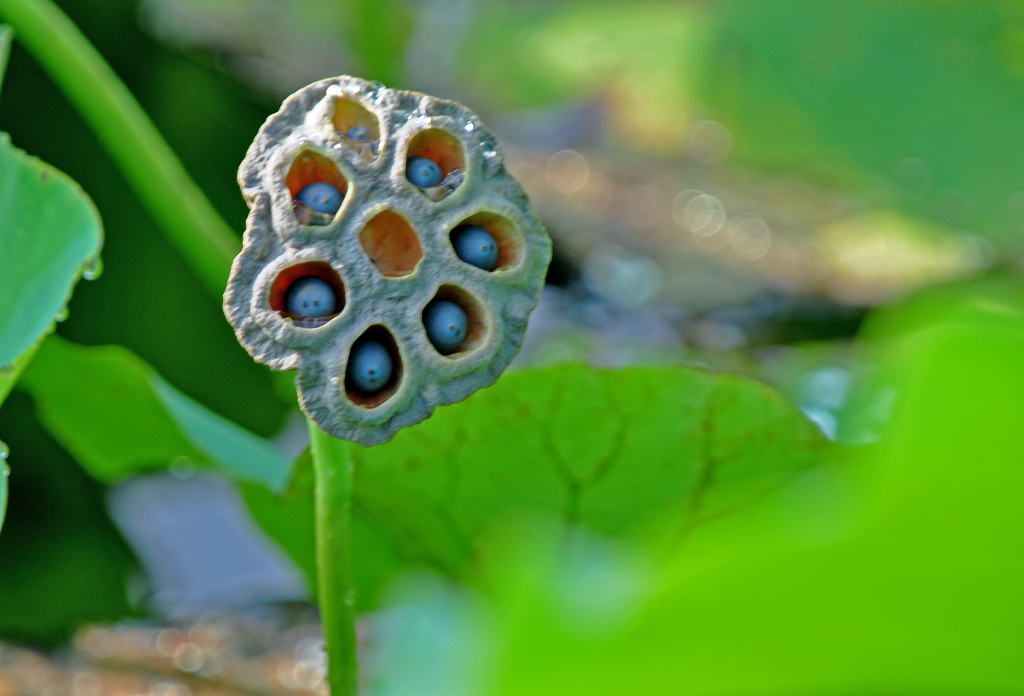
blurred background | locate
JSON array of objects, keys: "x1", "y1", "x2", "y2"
[{"x1": 1, "y1": 0, "x2": 1022, "y2": 692}]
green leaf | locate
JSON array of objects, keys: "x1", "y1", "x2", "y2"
[
  {"x1": 701, "y1": 2, "x2": 1024, "y2": 247},
  {"x1": 0, "y1": 134, "x2": 102, "y2": 371},
  {"x1": 473, "y1": 285, "x2": 1024, "y2": 695},
  {"x1": 19, "y1": 335, "x2": 291, "y2": 491},
  {"x1": 250, "y1": 363, "x2": 828, "y2": 608}
]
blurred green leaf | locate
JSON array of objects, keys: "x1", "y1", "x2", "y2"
[
  {"x1": 475, "y1": 286, "x2": 1024, "y2": 695},
  {"x1": 703, "y1": 0, "x2": 1024, "y2": 249},
  {"x1": 460, "y1": 1, "x2": 703, "y2": 143},
  {"x1": 250, "y1": 363, "x2": 828, "y2": 609},
  {"x1": 19, "y1": 335, "x2": 291, "y2": 491}
]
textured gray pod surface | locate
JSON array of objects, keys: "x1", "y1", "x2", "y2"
[{"x1": 224, "y1": 76, "x2": 551, "y2": 446}]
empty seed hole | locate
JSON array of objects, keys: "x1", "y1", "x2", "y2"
[
  {"x1": 359, "y1": 210, "x2": 424, "y2": 277},
  {"x1": 270, "y1": 262, "x2": 345, "y2": 328},
  {"x1": 345, "y1": 326, "x2": 402, "y2": 408},
  {"x1": 450, "y1": 212, "x2": 524, "y2": 271},
  {"x1": 286, "y1": 151, "x2": 349, "y2": 225},
  {"x1": 422, "y1": 285, "x2": 487, "y2": 357},
  {"x1": 405, "y1": 128, "x2": 466, "y2": 201},
  {"x1": 332, "y1": 98, "x2": 381, "y2": 160}
]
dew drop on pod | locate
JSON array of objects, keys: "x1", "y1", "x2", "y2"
[{"x1": 224, "y1": 76, "x2": 551, "y2": 446}]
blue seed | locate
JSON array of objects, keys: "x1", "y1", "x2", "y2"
[
  {"x1": 344, "y1": 126, "x2": 371, "y2": 142},
  {"x1": 451, "y1": 225, "x2": 499, "y2": 271},
  {"x1": 295, "y1": 182, "x2": 343, "y2": 216},
  {"x1": 406, "y1": 156, "x2": 444, "y2": 188},
  {"x1": 285, "y1": 276, "x2": 337, "y2": 318},
  {"x1": 347, "y1": 340, "x2": 393, "y2": 393},
  {"x1": 423, "y1": 300, "x2": 468, "y2": 354}
]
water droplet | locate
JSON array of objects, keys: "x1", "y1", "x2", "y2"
[
  {"x1": 1, "y1": 441, "x2": 9, "y2": 460},
  {"x1": 483, "y1": 146, "x2": 497, "y2": 159},
  {"x1": 55, "y1": 306, "x2": 69, "y2": 322},
  {"x1": 82, "y1": 255, "x2": 103, "y2": 281},
  {"x1": 464, "y1": 120, "x2": 476, "y2": 132}
]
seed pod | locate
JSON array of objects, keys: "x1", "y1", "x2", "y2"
[{"x1": 224, "y1": 76, "x2": 551, "y2": 446}]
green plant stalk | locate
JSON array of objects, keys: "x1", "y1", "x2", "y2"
[
  {"x1": 0, "y1": 0, "x2": 238, "y2": 297},
  {"x1": 308, "y1": 418, "x2": 359, "y2": 695}
]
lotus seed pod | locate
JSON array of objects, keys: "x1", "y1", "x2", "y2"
[{"x1": 224, "y1": 76, "x2": 552, "y2": 446}]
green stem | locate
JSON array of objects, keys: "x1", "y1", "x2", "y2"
[
  {"x1": 0, "y1": 0, "x2": 238, "y2": 296},
  {"x1": 308, "y1": 418, "x2": 359, "y2": 695}
]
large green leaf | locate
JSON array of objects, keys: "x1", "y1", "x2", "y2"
[
  {"x1": 248, "y1": 362, "x2": 829, "y2": 608},
  {"x1": 19, "y1": 335, "x2": 291, "y2": 491},
  {"x1": 0, "y1": 134, "x2": 102, "y2": 372},
  {"x1": 443, "y1": 285, "x2": 1024, "y2": 695},
  {"x1": 0, "y1": 125, "x2": 103, "y2": 534}
]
